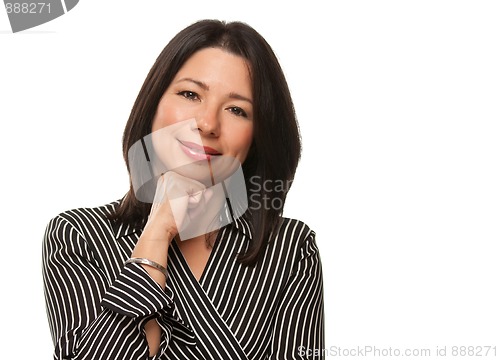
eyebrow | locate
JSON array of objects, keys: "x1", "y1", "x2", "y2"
[
  {"x1": 176, "y1": 77, "x2": 253, "y2": 105},
  {"x1": 176, "y1": 77, "x2": 209, "y2": 91},
  {"x1": 228, "y1": 92, "x2": 253, "y2": 105}
]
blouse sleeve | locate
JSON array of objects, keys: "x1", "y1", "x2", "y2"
[
  {"x1": 269, "y1": 231, "x2": 325, "y2": 359},
  {"x1": 42, "y1": 215, "x2": 193, "y2": 360}
]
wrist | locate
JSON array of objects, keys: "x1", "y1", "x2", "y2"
[
  {"x1": 141, "y1": 225, "x2": 176, "y2": 245},
  {"x1": 164, "y1": 228, "x2": 176, "y2": 245}
]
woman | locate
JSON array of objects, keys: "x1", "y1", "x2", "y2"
[{"x1": 43, "y1": 19, "x2": 324, "y2": 359}]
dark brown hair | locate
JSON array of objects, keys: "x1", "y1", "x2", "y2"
[{"x1": 110, "y1": 19, "x2": 301, "y2": 266}]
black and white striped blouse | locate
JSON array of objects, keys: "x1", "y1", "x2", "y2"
[{"x1": 42, "y1": 199, "x2": 324, "y2": 359}]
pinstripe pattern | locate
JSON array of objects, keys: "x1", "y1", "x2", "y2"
[{"x1": 42, "y1": 200, "x2": 324, "y2": 359}]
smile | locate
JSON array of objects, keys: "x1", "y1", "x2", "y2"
[{"x1": 178, "y1": 140, "x2": 222, "y2": 161}]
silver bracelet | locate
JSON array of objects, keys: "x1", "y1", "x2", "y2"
[{"x1": 125, "y1": 257, "x2": 168, "y2": 278}]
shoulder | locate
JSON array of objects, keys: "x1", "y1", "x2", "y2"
[
  {"x1": 266, "y1": 217, "x2": 318, "y2": 262},
  {"x1": 273, "y1": 217, "x2": 316, "y2": 246},
  {"x1": 264, "y1": 217, "x2": 321, "y2": 275},
  {"x1": 45, "y1": 199, "x2": 121, "y2": 240}
]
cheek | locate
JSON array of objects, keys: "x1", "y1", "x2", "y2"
[
  {"x1": 152, "y1": 99, "x2": 192, "y2": 131},
  {"x1": 231, "y1": 124, "x2": 254, "y2": 159},
  {"x1": 152, "y1": 107, "x2": 175, "y2": 132}
]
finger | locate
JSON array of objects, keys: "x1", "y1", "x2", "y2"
[
  {"x1": 164, "y1": 174, "x2": 204, "y2": 200},
  {"x1": 152, "y1": 174, "x2": 167, "y2": 205},
  {"x1": 203, "y1": 187, "x2": 214, "y2": 203},
  {"x1": 188, "y1": 190, "x2": 203, "y2": 205},
  {"x1": 186, "y1": 188, "x2": 213, "y2": 218},
  {"x1": 168, "y1": 196, "x2": 190, "y2": 232}
]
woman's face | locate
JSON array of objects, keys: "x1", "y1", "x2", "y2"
[{"x1": 150, "y1": 47, "x2": 254, "y2": 184}]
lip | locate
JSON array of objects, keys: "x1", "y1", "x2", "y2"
[{"x1": 178, "y1": 140, "x2": 222, "y2": 161}]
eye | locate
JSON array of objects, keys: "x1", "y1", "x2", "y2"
[
  {"x1": 177, "y1": 90, "x2": 200, "y2": 101},
  {"x1": 227, "y1": 106, "x2": 248, "y2": 118}
]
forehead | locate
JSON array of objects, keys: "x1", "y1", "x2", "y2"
[{"x1": 173, "y1": 48, "x2": 253, "y2": 92}]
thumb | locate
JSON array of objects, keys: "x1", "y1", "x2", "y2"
[
  {"x1": 203, "y1": 187, "x2": 214, "y2": 204},
  {"x1": 186, "y1": 187, "x2": 214, "y2": 219}
]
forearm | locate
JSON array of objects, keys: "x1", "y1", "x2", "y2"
[
  {"x1": 128, "y1": 172, "x2": 196, "y2": 357},
  {"x1": 271, "y1": 232, "x2": 325, "y2": 359},
  {"x1": 131, "y1": 228, "x2": 174, "y2": 288},
  {"x1": 130, "y1": 229, "x2": 175, "y2": 356}
]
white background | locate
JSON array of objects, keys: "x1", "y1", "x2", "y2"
[{"x1": 1, "y1": 1, "x2": 499, "y2": 358}]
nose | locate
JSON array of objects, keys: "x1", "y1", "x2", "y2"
[{"x1": 195, "y1": 106, "x2": 220, "y2": 137}]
